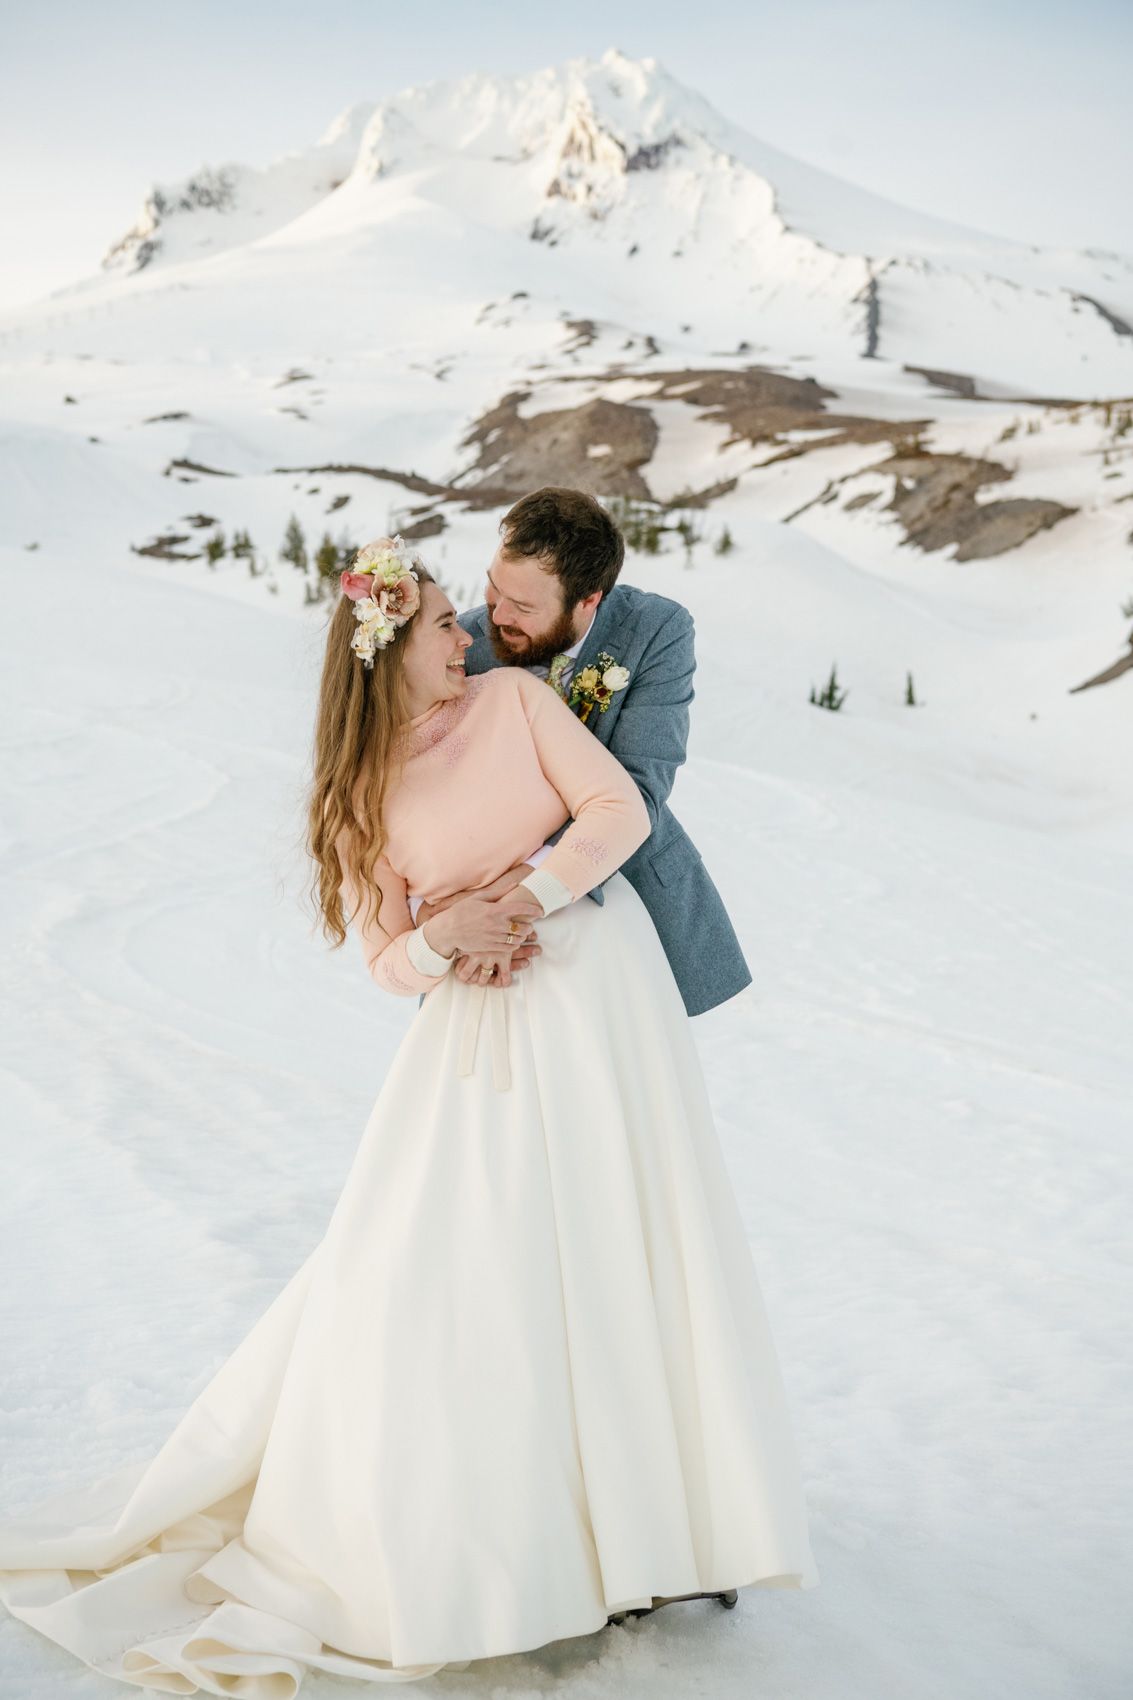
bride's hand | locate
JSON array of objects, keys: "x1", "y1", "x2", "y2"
[
  {"x1": 454, "y1": 946, "x2": 539, "y2": 989},
  {"x1": 423, "y1": 888, "x2": 544, "y2": 959},
  {"x1": 455, "y1": 886, "x2": 545, "y2": 985}
]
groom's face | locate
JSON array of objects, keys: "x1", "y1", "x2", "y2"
[{"x1": 484, "y1": 545, "x2": 590, "y2": 668}]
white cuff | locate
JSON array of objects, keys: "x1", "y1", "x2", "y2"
[
  {"x1": 519, "y1": 868, "x2": 575, "y2": 917},
  {"x1": 405, "y1": 924, "x2": 455, "y2": 978}
]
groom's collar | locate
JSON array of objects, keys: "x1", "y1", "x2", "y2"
[
  {"x1": 570, "y1": 586, "x2": 625, "y2": 676},
  {"x1": 561, "y1": 608, "x2": 597, "y2": 662}
]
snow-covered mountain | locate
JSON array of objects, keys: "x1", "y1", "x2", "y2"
[
  {"x1": 1, "y1": 48, "x2": 1131, "y2": 700},
  {"x1": 94, "y1": 50, "x2": 1133, "y2": 398}
]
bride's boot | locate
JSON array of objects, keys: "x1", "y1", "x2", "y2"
[{"x1": 607, "y1": 1590, "x2": 738, "y2": 1624}]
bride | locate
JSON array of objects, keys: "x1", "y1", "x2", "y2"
[{"x1": 0, "y1": 538, "x2": 818, "y2": 1695}]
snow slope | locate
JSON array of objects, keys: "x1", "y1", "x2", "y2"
[{"x1": 1, "y1": 512, "x2": 1130, "y2": 1700}]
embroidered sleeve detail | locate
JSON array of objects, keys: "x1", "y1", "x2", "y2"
[
  {"x1": 334, "y1": 823, "x2": 451, "y2": 999},
  {"x1": 567, "y1": 836, "x2": 611, "y2": 866},
  {"x1": 380, "y1": 961, "x2": 418, "y2": 993}
]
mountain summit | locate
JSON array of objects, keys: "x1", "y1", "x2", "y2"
[
  {"x1": 98, "y1": 49, "x2": 1131, "y2": 398},
  {"x1": 4, "y1": 49, "x2": 1131, "y2": 648}
]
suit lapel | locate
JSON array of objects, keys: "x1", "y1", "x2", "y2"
[{"x1": 567, "y1": 590, "x2": 628, "y2": 736}]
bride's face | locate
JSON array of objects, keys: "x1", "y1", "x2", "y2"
[{"x1": 401, "y1": 582, "x2": 473, "y2": 717}]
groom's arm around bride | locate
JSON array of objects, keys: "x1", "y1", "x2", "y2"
[{"x1": 429, "y1": 486, "x2": 753, "y2": 1018}]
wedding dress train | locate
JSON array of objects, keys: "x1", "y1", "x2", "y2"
[{"x1": 0, "y1": 874, "x2": 818, "y2": 1695}]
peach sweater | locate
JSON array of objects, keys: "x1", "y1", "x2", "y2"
[{"x1": 336, "y1": 668, "x2": 651, "y2": 996}]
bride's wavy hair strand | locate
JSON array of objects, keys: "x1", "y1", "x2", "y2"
[{"x1": 305, "y1": 552, "x2": 436, "y2": 949}]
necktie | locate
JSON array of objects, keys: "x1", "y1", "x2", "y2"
[{"x1": 547, "y1": 652, "x2": 573, "y2": 700}]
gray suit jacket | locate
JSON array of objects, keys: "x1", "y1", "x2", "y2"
[{"x1": 459, "y1": 584, "x2": 752, "y2": 1017}]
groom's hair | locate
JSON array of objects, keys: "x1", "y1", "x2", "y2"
[{"x1": 499, "y1": 487, "x2": 624, "y2": 609}]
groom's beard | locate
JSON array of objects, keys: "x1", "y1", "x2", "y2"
[{"x1": 488, "y1": 603, "x2": 580, "y2": 669}]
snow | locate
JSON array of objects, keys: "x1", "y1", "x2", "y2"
[
  {"x1": 2, "y1": 46, "x2": 1132, "y2": 1700},
  {"x1": 2, "y1": 509, "x2": 1131, "y2": 1700}
]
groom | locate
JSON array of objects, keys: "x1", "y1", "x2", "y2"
[{"x1": 427, "y1": 485, "x2": 751, "y2": 1019}]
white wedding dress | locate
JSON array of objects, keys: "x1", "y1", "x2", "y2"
[{"x1": 0, "y1": 846, "x2": 818, "y2": 1694}]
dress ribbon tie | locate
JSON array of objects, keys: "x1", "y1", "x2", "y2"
[{"x1": 456, "y1": 983, "x2": 511, "y2": 1092}]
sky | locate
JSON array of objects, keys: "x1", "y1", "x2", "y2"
[{"x1": 1, "y1": 0, "x2": 1130, "y2": 314}]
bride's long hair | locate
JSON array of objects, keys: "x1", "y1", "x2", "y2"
[{"x1": 305, "y1": 554, "x2": 436, "y2": 949}]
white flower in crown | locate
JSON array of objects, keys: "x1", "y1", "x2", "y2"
[
  {"x1": 350, "y1": 602, "x2": 398, "y2": 667},
  {"x1": 339, "y1": 535, "x2": 423, "y2": 669}
]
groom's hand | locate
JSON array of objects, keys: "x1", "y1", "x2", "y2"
[{"x1": 416, "y1": 862, "x2": 536, "y2": 929}]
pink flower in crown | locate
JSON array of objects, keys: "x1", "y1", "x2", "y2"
[
  {"x1": 377, "y1": 572, "x2": 420, "y2": 624},
  {"x1": 340, "y1": 571, "x2": 377, "y2": 601}
]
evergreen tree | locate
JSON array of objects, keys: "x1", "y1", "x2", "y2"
[
  {"x1": 205, "y1": 530, "x2": 226, "y2": 566},
  {"x1": 315, "y1": 533, "x2": 340, "y2": 579},
  {"x1": 809, "y1": 664, "x2": 848, "y2": 711},
  {"x1": 281, "y1": 514, "x2": 308, "y2": 572}
]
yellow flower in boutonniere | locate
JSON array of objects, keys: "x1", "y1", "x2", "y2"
[{"x1": 567, "y1": 651, "x2": 632, "y2": 725}]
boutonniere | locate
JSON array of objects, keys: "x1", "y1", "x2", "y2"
[{"x1": 568, "y1": 652, "x2": 631, "y2": 725}]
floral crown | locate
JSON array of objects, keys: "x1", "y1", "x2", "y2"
[{"x1": 339, "y1": 536, "x2": 424, "y2": 668}]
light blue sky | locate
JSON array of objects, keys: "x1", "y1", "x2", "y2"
[{"x1": 2, "y1": 0, "x2": 1129, "y2": 312}]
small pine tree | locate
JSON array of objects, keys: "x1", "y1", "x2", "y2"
[
  {"x1": 809, "y1": 665, "x2": 848, "y2": 711},
  {"x1": 281, "y1": 514, "x2": 308, "y2": 572},
  {"x1": 607, "y1": 496, "x2": 666, "y2": 555},
  {"x1": 905, "y1": 670, "x2": 917, "y2": 706},
  {"x1": 314, "y1": 532, "x2": 340, "y2": 580},
  {"x1": 231, "y1": 528, "x2": 253, "y2": 558},
  {"x1": 715, "y1": 527, "x2": 734, "y2": 556},
  {"x1": 205, "y1": 530, "x2": 226, "y2": 566}
]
